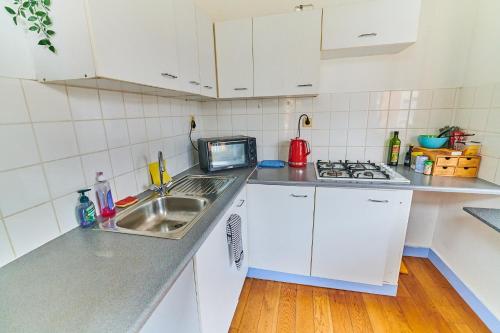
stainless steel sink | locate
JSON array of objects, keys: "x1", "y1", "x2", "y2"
[{"x1": 96, "y1": 175, "x2": 236, "y2": 239}]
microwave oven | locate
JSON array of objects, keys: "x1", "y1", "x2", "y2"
[{"x1": 197, "y1": 136, "x2": 257, "y2": 172}]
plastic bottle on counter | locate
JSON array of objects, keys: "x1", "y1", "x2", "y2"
[
  {"x1": 75, "y1": 189, "x2": 97, "y2": 228},
  {"x1": 95, "y1": 172, "x2": 116, "y2": 218}
]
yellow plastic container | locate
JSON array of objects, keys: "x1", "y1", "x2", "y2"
[{"x1": 148, "y1": 161, "x2": 172, "y2": 186}]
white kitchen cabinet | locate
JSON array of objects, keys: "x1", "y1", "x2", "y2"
[
  {"x1": 194, "y1": 187, "x2": 248, "y2": 333},
  {"x1": 253, "y1": 10, "x2": 321, "y2": 96},
  {"x1": 196, "y1": 8, "x2": 217, "y2": 98},
  {"x1": 141, "y1": 260, "x2": 201, "y2": 333},
  {"x1": 35, "y1": 0, "x2": 181, "y2": 91},
  {"x1": 247, "y1": 184, "x2": 315, "y2": 276},
  {"x1": 322, "y1": 0, "x2": 421, "y2": 58},
  {"x1": 215, "y1": 19, "x2": 254, "y2": 98},
  {"x1": 312, "y1": 187, "x2": 412, "y2": 285},
  {"x1": 173, "y1": 0, "x2": 201, "y2": 94}
]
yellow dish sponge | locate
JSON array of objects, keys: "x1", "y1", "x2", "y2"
[{"x1": 148, "y1": 161, "x2": 172, "y2": 186}]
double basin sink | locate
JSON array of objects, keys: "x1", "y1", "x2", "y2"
[{"x1": 97, "y1": 175, "x2": 236, "y2": 239}]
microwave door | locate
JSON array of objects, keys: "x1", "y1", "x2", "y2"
[{"x1": 209, "y1": 141, "x2": 248, "y2": 170}]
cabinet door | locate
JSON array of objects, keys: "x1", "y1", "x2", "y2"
[
  {"x1": 86, "y1": 0, "x2": 180, "y2": 90},
  {"x1": 194, "y1": 187, "x2": 248, "y2": 333},
  {"x1": 247, "y1": 185, "x2": 315, "y2": 275},
  {"x1": 141, "y1": 261, "x2": 201, "y2": 333},
  {"x1": 196, "y1": 8, "x2": 217, "y2": 98},
  {"x1": 215, "y1": 19, "x2": 254, "y2": 98},
  {"x1": 173, "y1": 0, "x2": 201, "y2": 94},
  {"x1": 253, "y1": 10, "x2": 321, "y2": 96},
  {"x1": 312, "y1": 187, "x2": 412, "y2": 285}
]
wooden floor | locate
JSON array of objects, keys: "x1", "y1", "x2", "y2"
[{"x1": 229, "y1": 257, "x2": 490, "y2": 333}]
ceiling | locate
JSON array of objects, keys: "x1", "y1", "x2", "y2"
[{"x1": 195, "y1": 0, "x2": 366, "y2": 21}]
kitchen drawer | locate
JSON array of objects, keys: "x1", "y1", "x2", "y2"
[
  {"x1": 458, "y1": 156, "x2": 480, "y2": 168},
  {"x1": 433, "y1": 166, "x2": 455, "y2": 176},
  {"x1": 436, "y1": 156, "x2": 459, "y2": 167},
  {"x1": 454, "y1": 167, "x2": 478, "y2": 178}
]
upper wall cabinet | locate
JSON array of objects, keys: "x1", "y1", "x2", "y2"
[
  {"x1": 173, "y1": 0, "x2": 201, "y2": 94},
  {"x1": 253, "y1": 10, "x2": 321, "y2": 96},
  {"x1": 215, "y1": 19, "x2": 254, "y2": 98},
  {"x1": 322, "y1": 0, "x2": 421, "y2": 58},
  {"x1": 196, "y1": 8, "x2": 217, "y2": 98}
]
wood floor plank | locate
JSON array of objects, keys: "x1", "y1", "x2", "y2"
[
  {"x1": 378, "y1": 295, "x2": 412, "y2": 333},
  {"x1": 257, "y1": 281, "x2": 282, "y2": 333},
  {"x1": 344, "y1": 293, "x2": 374, "y2": 333},
  {"x1": 231, "y1": 278, "x2": 254, "y2": 330},
  {"x1": 239, "y1": 278, "x2": 267, "y2": 333},
  {"x1": 276, "y1": 283, "x2": 297, "y2": 333},
  {"x1": 312, "y1": 287, "x2": 333, "y2": 333},
  {"x1": 396, "y1": 296, "x2": 432, "y2": 333},
  {"x1": 328, "y1": 290, "x2": 354, "y2": 333},
  {"x1": 362, "y1": 294, "x2": 391, "y2": 333},
  {"x1": 295, "y1": 284, "x2": 314, "y2": 333}
]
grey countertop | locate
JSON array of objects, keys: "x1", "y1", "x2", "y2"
[
  {"x1": 247, "y1": 163, "x2": 500, "y2": 195},
  {"x1": 463, "y1": 207, "x2": 500, "y2": 232},
  {"x1": 0, "y1": 166, "x2": 254, "y2": 333}
]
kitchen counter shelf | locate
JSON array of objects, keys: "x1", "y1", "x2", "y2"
[{"x1": 463, "y1": 207, "x2": 500, "y2": 232}]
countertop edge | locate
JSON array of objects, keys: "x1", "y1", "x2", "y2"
[{"x1": 463, "y1": 207, "x2": 500, "y2": 232}]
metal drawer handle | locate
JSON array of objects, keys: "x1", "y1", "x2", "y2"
[
  {"x1": 236, "y1": 199, "x2": 245, "y2": 207},
  {"x1": 203, "y1": 85, "x2": 213, "y2": 89},
  {"x1": 189, "y1": 81, "x2": 200, "y2": 85},
  {"x1": 234, "y1": 87, "x2": 248, "y2": 91},
  {"x1": 358, "y1": 33, "x2": 378, "y2": 38},
  {"x1": 297, "y1": 84, "x2": 313, "y2": 87},
  {"x1": 368, "y1": 199, "x2": 389, "y2": 203},
  {"x1": 290, "y1": 194, "x2": 308, "y2": 198},
  {"x1": 161, "y1": 73, "x2": 178, "y2": 79}
]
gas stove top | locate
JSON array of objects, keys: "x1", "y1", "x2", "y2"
[{"x1": 315, "y1": 160, "x2": 410, "y2": 184}]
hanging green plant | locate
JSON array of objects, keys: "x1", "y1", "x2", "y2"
[{"x1": 4, "y1": 0, "x2": 56, "y2": 53}]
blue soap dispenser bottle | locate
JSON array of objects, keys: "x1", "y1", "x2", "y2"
[{"x1": 75, "y1": 189, "x2": 97, "y2": 228}]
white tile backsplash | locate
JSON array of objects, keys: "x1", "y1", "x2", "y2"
[
  {"x1": 124, "y1": 93, "x2": 144, "y2": 118},
  {"x1": 44, "y1": 157, "x2": 85, "y2": 198},
  {"x1": 109, "y1": 146, "x2": 134, "y2": 176},
  {"x1": 104, "y1": 119, "x2": 130, "y2": 148},
  {"x1": 75, "y1": 120, "x2": 107, "y2": 154},
  {"x1": 53, "y1": 193, "x2": 78, "y2": 233},
  {"x1": 0, "y1": 124, "x2": 40, "y2": 171},
  {"x1": 34, "y1": 122, "x2": 79, "y2": 161},
  {"x1": 0, "y1": 78, "x2": 29, "y2": 124},
  {"x1": 100, "y1": 90, "x2": 125, "y2": 119},
  {"x1": 0, "y1": 221, "x2": 15, "y2": 266},
  {"x1": 23, "y1": 81, "x2": 71, "y2": 122},
  {"x1": 68, "y1": 87, "x2": 101, "y2": 120},
  {"x1": 127, "y1": 118, "x2": 148, "y2": 144},
  {"x1": 81, "y1": 151, "x2": 113, "y2": 186}
]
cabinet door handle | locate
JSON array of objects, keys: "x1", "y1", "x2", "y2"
[
  {"x1": 161, "y1": 73, "x2": 178, "y2": 79},
  {"x1": 236, "y1": 199, "x2": 245, "y2": 207},
  {"x1": 189, "y1": 81, "x2": 200, "y2": 86},
  {"x1": 290, "y1": 194, "x2": 308, "y2": 198},
  {"x1": 358, "y1": 33, "x2": 378, "y2": 38},
  {"x1": 297, "y1": 84, "x2": 313, "y2": 87},
  {"x1": 234, "y1": 87, "x2": 248, "y2": 91},
  {"x1": 368, "y1": 199, "x2": 389, "y2": 203},
  {"x1": 203, "y1": 85, "x2": 213, "y2": 89}
]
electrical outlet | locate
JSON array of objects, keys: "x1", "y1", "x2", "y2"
[{"x1": 302, "y1": 116, "x2": 312, "y2": 128}]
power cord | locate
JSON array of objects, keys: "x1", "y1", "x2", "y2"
[
  {"x1": 297, "y1": 114, "x2": 311, "y2": 138},
  {"x1": 189, "y1": 118, "x2": 198, "y2": 152}
]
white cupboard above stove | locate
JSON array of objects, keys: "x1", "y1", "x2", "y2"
[{"x1": 321, "y1": 0, "x2": 421, "y2": 59}]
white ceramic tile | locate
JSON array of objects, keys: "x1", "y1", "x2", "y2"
[
  {"x1": 408, "y1": 109, "x2": 430, "y2": 129},
  {"x1": 135, "y1": 167, "x2": 150, "y2": 192},
  {"x1": 23, "y1": 81, "x2": 71, "y2": 122},
  {"x1": 312, "y1": 112, "x2": 331, "y2": 130},
  {"x1": 369, "y1": 91, "x2": 390, "y2": 111},
  {"x1": 216, "y1": 101, "x2": 232, "y2": 115},
  {"x1": 148, "y1": 140, "x2": 164, "y2": 162},
  {"x1": 145, "y1": 118, "x2": 162, "y2": 141},
  {"x1": 246, "y1": 115, "x2": 263, "y2": 131},
  {"x1": 142, "y1": 95, "x2": 159, "y2": 117},
  {"x1": 348, "y1": 111, "x2": 368, "y2": 128},
  {"x1": 68, "y1": 87, "x2": 101, "y2": 120},
  {"x1": 406, "y1": 129, "x2": 423, "y2": 145},
  {"x1": 33, "y1": 122, "x2": 79, "y2": 161},
  {"x1": 367, "y1": 111, "x2": 388, "y2": 129},
  {"x1": 231, "y1": 100, "x2": 247, "y2": 115},
  {"x1": 365, "y1": 129, "x2": 387, "y2": 147},
  {"x1": 432, "y1": 88, "x2": 456, "y2": 109},
  {"x1": 0, "y1": 221, "x2": 15, "y2": 267},
  {"x1": 173, "y1": 116, "x2": 189, "y2": 135},
  {"x1": 389, "y1": 91, "x2": 411, "y2": 110},
  {"x1": 295, "y1": 97, "x2": 313, "y2": 114},
  {"x1": 346, "y1": 147, "x2": 365, "y2": 161},
  {"x1": 261, "y1": 146, "x2": 278, "y2": 159},
  {"x1": 455, "y1": 87, "x2": 475, "y2": 109},
  {"x1": 104, "y1": 119, "x2": 129, "y2": 148},
  {"x1": 109, "y1": 147, "x2": 133, "y2": 176},
  {"x1": 428, "y1": 109, "x2": 453, "y2": 128},
  {"x1": 477, "y1": 156, "x2": 498, "y2": 182},
  {"x1": 162, "y1": 137, "x2": 175, "y2": 158},
  {"x1": 131, "y1": 143, "x2": 150, "y2": 169},
  {"x1": 232, "y1": 115, "x2": 247, "y2": 131},
  {"x1": 468, "y1": 110, "x2": 489, "y2": 131},
  {"x1": 329, "y1": 147, "x2": 347, "y2": 160},
  {"x1": 330, "y1": 112, "x2": 349, "y2": 129},
  {"x1": 0, "y1": 78, "x2": 29, "y2": 124},
  {"x1": 387, "y1": 110, "x2": 409, "y2": 128},
  {"x1": 454, "y1": 109, "x2": 471, "y2": 129},
  {"x1": 278, "y1": 98, "x2": 295, "y2": 113},
  {"x1": 114, "y1": 172, "x2": 138, "y2": 199},
  {"x1": 123, "y1": 93, "x2": 144, "y2": 118},
  {"x1": 81, "y1": 151, "x2": 113, "y2": 186},
  {"x1": 262, "y1": 98, "x2": 278, "y2": 114},
  {"x1": 217, "y1": 116, "x2": 232, "y2": 131},
  {"x1": 262, "y1": 114, "x2": 278, "y2": 130},
  {"x1": 0, "y1": 124, "x2": 40, "y2": 171},
  {"x1": 160, "y1": 117, "x2": 174, "y2": 137},
  {"x1": 311, "y1": 130, "x2": 330, "y2": 146},
  {"x1": 75, "y1": 120, "x2": 107, "y2": 154},
  {"x1": 311, "y1": 147, "x2": 329, "y2": 161},
  {"x1": 492, "y1": 85, "x2": 500, "y2": 108},
  {"x1": 263, "y1": 131, "x2": 279, "y2": 146},
  {"x1": 330, "y1": 129, "x2": 348, "y2": 146},
  {"x1": 158, "y1": 97, "x2": 172, "y2": 117},
  {"x1": 127, "y1": 118, "x2": 147, "y2": 144},
  {"x1": 312, "y1": 94, "x2": 331, "y2": 112},
  {"x1": 481, "y1": 134, "x2": 500, "y2": 158},
  {"x1": 410, "y1": 90, "x2": 433, "y2": 110},
  {"x1": 473, "y1": 85, "x2": 494, "y2": 108},
  {"x1": 349, "y1": 92, "x2": 369, "y2": 111},
  {"x1": 44, "y1": 157, "x2": 85, "y2": 198},
  {"x1": 279, "y1": 113, "x2": 296, "y2": 131},
  {"x1": 486, "y1": 109, "x2": 500, "y2": 133},
  {"x1": 347, "y1": 129, "x2": 366, "y2": 146},
  {"x1": 331, "y1": 93, "x2": 350, "y2": 111},
  {"x1": 99, "y1": 90, "x2": 125, "y2": 119},
  {"x1": 247, "y1": 99, "x2": 263, "y2": 115},
  {"x1": 201, "y1": 116, "x2": 218, "y2": 131},
  {"x1": 364, "y1": 147, "x2": 385, "y2": 163},
  {"x1": 53, "y1": 193, "x2": 79, "y2": 233},
  {"x1": 171, "y1": 99, "x2": 185, "y2": 117},
  {"x1": 0, "y1": 165, "x2": 50, "y2": 216},
  {"x1": 4, "y1": 203, "x2": 60, "y2": 256}
]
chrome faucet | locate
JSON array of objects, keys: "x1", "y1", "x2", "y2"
[{"x1": 156, "y1": 151, "x2": 174, "y2": 196}]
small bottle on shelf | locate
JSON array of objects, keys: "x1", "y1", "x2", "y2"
[
  {"x1": 387, "y1": 131, "x2": 401, "y2": 166},
  {"x1": 404, "y1": 145, "x2": 413, "y2": 167}
]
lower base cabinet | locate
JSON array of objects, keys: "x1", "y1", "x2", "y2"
[{"x1": 140, "y1": 260, "x2": 201, "y2": 333}]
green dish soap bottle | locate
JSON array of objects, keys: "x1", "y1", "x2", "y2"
[
  {"x1": 387, "y1": 131, "x2": 401, "y2": 166},
  {"x1": 75, "y1": 189, "x2": 97, "y2": 228}
]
